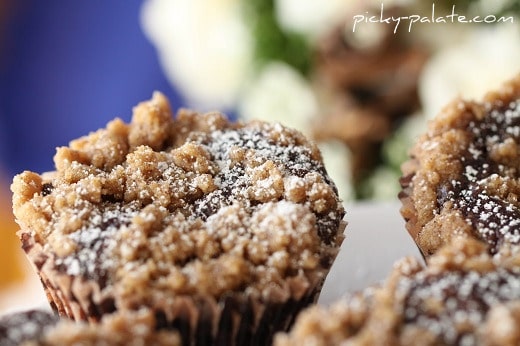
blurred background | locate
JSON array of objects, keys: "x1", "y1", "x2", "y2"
[{"x1": 0, "y1": 0, "x2": 520, "y2": 309}]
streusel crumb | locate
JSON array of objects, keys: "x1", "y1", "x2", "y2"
[{"x1": 400, "y1": 74, "x2": 520, "y2": 257}]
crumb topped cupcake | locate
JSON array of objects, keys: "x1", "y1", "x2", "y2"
[
  {"x1": 11, "y1": 92, "x2": 346, "y2": 344},
  {"x1": 0, "y1": 310, "x2": 59, "y2": 346},
  {"x1": 0, "y1": 309, "x2": 180, "y2": 346},
  {"x1": 400, "y1": 75, "x2": 520, "y2": 258},
  {"x1": 275, "y1": 238, "x2": 520, "y2": 346}
]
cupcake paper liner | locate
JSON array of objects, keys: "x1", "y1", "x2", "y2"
[{"x1": 21, "y1": 230, "x2": 331, "y2": 346}]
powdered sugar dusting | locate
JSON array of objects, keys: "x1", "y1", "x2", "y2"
[
  {"x1": 437, "y1": 99, "x2": 520, "y2": 253},
  {"x1": 54, "y1": 203, "x2": 138, "y2": 287},
  {"x1": 401, "y1": 267, "x2": 520, "y2": 344},
  {"x1": 0, "y1": 310, "x2": 58, "y2": 345},
  {"x1": 190, "y1": 124, "x2": 339, "y2": 241}
]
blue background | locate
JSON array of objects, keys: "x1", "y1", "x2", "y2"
[{"x1": 0, "y1": 0, "x2": 184, "y2": 177}]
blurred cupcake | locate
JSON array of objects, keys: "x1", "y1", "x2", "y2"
[
  {"x1": 11, "y1": 92, "x2": 346, "y2": 344},
  {"x1": 0, "y1": 309, "x2": 58, "y2": 346},
  {"x1": 275, "y1": 237, "x2": 520, "y2": 345},
  {"x1": 312, "y1": 5, "x2": 428, "y2": 199},
  {"x1": 400, "y1": 74, "x2": 520, "y2": 258},
  {"x1": 1, "y1": 309, "x2": 180, "y2": 346}
]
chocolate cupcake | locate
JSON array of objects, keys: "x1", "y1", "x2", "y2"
[
  {"x1": 400, "y1": 75, "x2": 520, "y2": 258},
  {"x1": 312, "y1": 6, "x2": 427, "y2": 199},
  {"x1": 25, "y1": 310, "x2": 180, "y2": 346},
  {"x1": 275, "y1": 238, "x2": 520, "y2": 345},
  {"x1": 0, "y1": 309, "x2": 179, "y2": 346},
  {"x1": 11, "y1": 92, "x2": 346, "y2": 345},
  {"x1": 0, "y1": 309, "x2": 58, "y2": 346}
]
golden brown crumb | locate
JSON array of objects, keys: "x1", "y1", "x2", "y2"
[{"x1": 400, "y1": 74, "x2": 520, "y2": 258}]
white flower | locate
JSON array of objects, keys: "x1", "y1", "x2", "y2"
[
  {"x1": 275, "y1": 0, "x2": 413, "y2": 39},
  {"x1": 477, "y1": 0, "x2": 515, "y2": 17},
  {"x1": 140, "y1": 0, "x2": 253, "y2": 111},
  {"x1": 419, "y1": 22, "x2": 520, "y2": 119},
  {"x1": 319, "y1": 141, "x2": 354, "y2": 202},
  {"x1": 239, "y1": 62, "x2": 318, "y2": 131},
  {"x1": 274, "y1": 0, "x2": 351, "y2": 39}
]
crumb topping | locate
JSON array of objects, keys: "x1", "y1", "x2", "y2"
[
  {"x1": 11, "y1": 92, "x2": 345, "y2": 301},
  {"x1": 401, "y1": 267, "x2": 520, "y2": 345},
  {"x1": 275, "y1": 238, "x2": 520, "y2": 346},
  {"x1": 400, "y1": 75, "x2": 520, "y2": 257},
  {"x1": 436, "y1": 100, "x2": 520, "y2": 253}
]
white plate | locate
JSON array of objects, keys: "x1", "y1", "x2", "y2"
[
  {"x1": 0, "y1": 254, "x2": 48, "y2": 316},
  {"x1": 0, "y1": 201, "x2": 422, "y2": 316},
  {"x1": 318, "y1": 201, "x2": 423, "y2": 305}
]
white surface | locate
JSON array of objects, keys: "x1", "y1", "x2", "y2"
[
  {"x1": 0, "y1": 255, "x2": 48, "y2": 316},
  {"x1": 0, "y1": 201, "x2": 422, "y2": 316},
  {"x1": 319, "y1": 201, "x2": 423, "y2": 305}
]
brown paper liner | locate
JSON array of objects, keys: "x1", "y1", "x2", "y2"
[{"x1": 21, "y1": 232, "x2": 331, "y2": 346}]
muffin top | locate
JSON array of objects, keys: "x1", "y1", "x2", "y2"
[
  {"x1": 275, "y1": 238, "x2": 520, "y2": 346},
  {"x1": 400, "y1": 75, "x2": 520, "y2": 257},
  {"x1": 11, "y1": 92, "x2": 345, "y2": 306}
]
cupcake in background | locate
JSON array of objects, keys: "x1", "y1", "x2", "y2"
[
  {"x1": 400, "y1": 74, "x2": 520, "y2": 259},
  {"x1": 275, "y1": 238, "x2": 520, "y2": 345},
  {"x1": 0, "y1": 309, "x2": 59, "y2": 346},
  {"x1": 390, "y1": 20, "x2": 520, "y2": 208},
  {"x1": 349, "y1": 1, "x2": 520, "y2": 200},
  {"x1": 312, "y1": 4, "x2": 428, "y2": 200},
  {"x1": 0, "y1": 309, "x2": 181, "y2": 346}
]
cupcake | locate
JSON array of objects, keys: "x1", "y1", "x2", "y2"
[
  {"x1": 23, "y1": 310, "x2": 180, "y2": 346},
  {"x1": 275, "y1": 237, "x2": 520, "y2": 345},
  {"x1": 312, "y1": 6, "x2": 427, "y2": 199},
  {"x1": 11, "y1": 92, "x2": 346, "y2": 344},
  {"x1": 0, "y1": 309, "x2": 180, "y2": 346},
  {"x1": 400, "y1": 74, "x2": 520, "y2": 258},
  {"x1": 0, "y1": 309, "x2": 58, "y2": 346}
]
